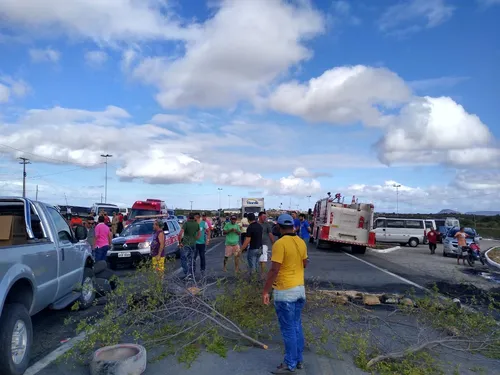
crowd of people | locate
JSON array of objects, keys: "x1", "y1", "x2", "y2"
[{"x1": 175, "y1": 211, "x2": 311, "y2": 374}]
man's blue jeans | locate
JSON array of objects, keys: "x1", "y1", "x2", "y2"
[
  {"x1": 95, "y1": 245, "x2": 109, "y2": 262},
  {"x1": 274, "y1": 298, "x2": 305, "y2": 370},
  {"x1": 247, "y1": 248, "x2": 260, "y2": 273},
  {"x1": 180, "y1": 245, "x2": 194, "y2": 276}
]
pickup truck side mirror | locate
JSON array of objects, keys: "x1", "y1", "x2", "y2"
[{"x1": 74, "y1": 225, "x2": 87, "y2": 241}]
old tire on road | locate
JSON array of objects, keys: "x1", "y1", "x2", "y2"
[
  {"x1": 77, "y1": 267, "x2": 96, "y2": 310},
  {"x1": 0, "y1": 303, "x2": 33, "y2": 375},
  {"x1": 90, "y1": 343, "x2": 147, "y2": 375}
]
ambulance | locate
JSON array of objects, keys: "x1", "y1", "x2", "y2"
[{"x1": 312, "y1": 193, "x2": 375, "y2": 254}]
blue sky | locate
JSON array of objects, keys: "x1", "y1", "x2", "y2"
[{"x1": 0, "y1": 0, "x2": 499, "y2": 213}]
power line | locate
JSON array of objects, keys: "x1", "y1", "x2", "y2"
[{"x1": 0, "y1": 143, "x2": 76, "y2": 164}]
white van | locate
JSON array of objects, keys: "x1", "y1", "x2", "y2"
[
  {"x1": 372, "y1": 217, "x2": 426, "y2": 247},
  {"x1": 90, "y1": 203, "x2": 119, "y2": 221}
]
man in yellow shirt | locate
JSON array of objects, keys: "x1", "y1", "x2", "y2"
[{"x1": 262, "y1": 214, "x2": 308, "y2": 374}]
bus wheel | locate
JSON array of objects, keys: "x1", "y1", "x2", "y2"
[{"x1": 352, "y1": 245, "x2": 366, "y2": 254}]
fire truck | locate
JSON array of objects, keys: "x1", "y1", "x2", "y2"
[
  {"x1": 126, "y1": 199, "x2": 168, "y2": 226},
  {"x1": 312, "y1": 193, "x2": 375, "y2": 254}
]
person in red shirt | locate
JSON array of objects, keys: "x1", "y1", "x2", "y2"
[
  {"x1": 70, "y1": 215, "x2": 83, "y2": 228},
  {"x1": 427, "y1": 228, "x2": 438, "y2": 254}
]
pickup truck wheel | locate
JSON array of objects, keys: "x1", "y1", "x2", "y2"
[
  {"x1": 0, "y1": 303, "x2": 32, "y2": 375},
  {"x1": 78, "y1": 268, "x2": 96, "y2": 310}
]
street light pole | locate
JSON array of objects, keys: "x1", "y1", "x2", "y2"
[
  {"x1": 393, "y1": 184, "x2": 401, "y2": 214},
  {"x1": 190, "y1": 201, "x2": 193, "y2": 212},
  {"x1": 307, "y1": 195, "x2": 311, "y2": 207},
  {"x1": 100, "y1": 154, "x2": 113, "y2": 203},
  {"x1": 218, "y1": 188, "x2": 222, "y2": 212}
]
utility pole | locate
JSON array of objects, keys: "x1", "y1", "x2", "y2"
[
  {"x1": 218, "y1": 188, "x2": 223, "y2": 212},
  {"x1": 35, "y1": 185, "x2": 39, "y2": 201},
  {"x1": 228, "y1": 195, "x2": 232, "y2": 209},
  {"x1": 100, "y1": 154, "x2": 112, "y2": 203},
  {"x1": 393, "y1": 184, "x2": 401, "y2": 214},
  {"x1": 190, "y1": 201, "x2": 193, "y2": 212},
  {"x1": 307, "y1": 195, "x2": 311, "y2": 208},
  {"x1": 289, "y1": 197, "x2": 292, "y2": 210},
  {"x1": 18, "y1": 157, "x2": 31, "y2": 198}
]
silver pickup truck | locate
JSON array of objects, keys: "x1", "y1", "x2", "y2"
[{"x1": 0, "y1": 197, "x2": 95, "y2": 375}]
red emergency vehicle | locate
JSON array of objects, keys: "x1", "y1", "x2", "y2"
[
  {"x1": 312, "y1": 194, "x2": 375, "y2": 254},
  {"x1": 126, "y1": 199, "x2": 168, "y2": 226}
]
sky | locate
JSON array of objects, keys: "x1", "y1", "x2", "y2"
[{"x1": 0, "y1": 0, "x2": 499, "y2": 213}]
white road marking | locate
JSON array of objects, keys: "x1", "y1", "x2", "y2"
[
  {"x1": 26, "y1": 240, "x2": 225, "y2": 375},
  {"x1": 343, "y1": 251, "x2": 428, "y2": 291},
  {"x1": 368, "y1": 246, "x2": 401, "y2": 254}
]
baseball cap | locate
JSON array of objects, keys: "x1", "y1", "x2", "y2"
[
  {"x1": 230, "y1": 214, "x2": 237, "y2": 219},
  {"x1": 277, "y1": 214, "x2": 294, "y2": 226}
]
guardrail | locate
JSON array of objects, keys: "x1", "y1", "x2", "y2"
[{"x1": 485, "y1": 246, "x2": 500, "y2": 270}]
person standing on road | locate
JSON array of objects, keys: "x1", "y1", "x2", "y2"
[
  {"x1": 239, "y1": 213, "x2": 250, "y2": 251},
  {"x1": 195, "y1": 213, "x2": 210, "y2": 277},
  {"x1": 241, "y1": 213, "x2": 263, "y2": 276},
  {"x1": 94, "y1": 215, "x2": 112, "y2": 261},
  {"x1": 427, "y1": 227, "x2": 438, "y2": 254},
  {"x1": 117, "y1": 212, "x2": 124, "y2": 235},
  {"x1": 111, "y1": 212, "x2": 119, "y2": 237},
  {"x1": 455, "y1": 227, "x2": 469, "y2": 265},
  {"x1": 298, "y1": 214, "x2": 311, "y2": 242},
  {"x1": 150, "y1": 219, "x2": 166, "y2": 273},
  {"x1": 258, "y1": 211, "x2": 275, "y2": 274},
  {"x1": 262, "y1": 214, "x2": 308, "y2": 374},
  {"x1": 223, "y1": 215, "x2": 241, "y2": 273},
  {"x1": 85, "y1": 216, "x2": 96, "y2": 252},
  {"x1": 178, "y1": 213, "x2": 201, "y2": 279},
  {"x1": 292, "y1": 212, "x2": 301, "y2": 235}
]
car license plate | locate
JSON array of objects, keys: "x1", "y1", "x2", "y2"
[{"x1": 118, "y1": 252, "x2": 131, "y2": 258}]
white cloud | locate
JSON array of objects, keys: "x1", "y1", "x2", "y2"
[
  {"x1": 344, "y1": 178, "x2": 500, "y2": 213},
  {"x1": 29, "y1": 47, "x2": 60, "y2": 63},
  {"x1": 150, "y1": 114, "x2": 186, "y2": 124},
  {"x1": 0, "y1": 105, "x2": 330, "y2": 196},
  {"x1": 0, "y1": 76, "x2": 30, "y2": 102},
  {"x1": 477, "y1": 0, "x2": 500, "y2": 6},
  {"x1": 379, "y1": 0, "x2": 454, "y2": 35},
  {"x1": 330, "y1": 1, "x2": 361, "y2": 26},
  {"x1": 0, "y1": 84, "x2": 9, "y2": 103},
  {"x1": 131, "y1": 0, "x2": 325, "y2": 109},
  {"x1": 409, "y1": 76, "x2": 469, "y2": 92},
  {"x1": 268, "y1": 65, "x2": 410, "y2": 126},
  {"x1": 376, "y1": 96, "x2": 495, "y2": 167},
  {"x1": 0, "y1": 0, "x2": 200, "y2": 43},
  {"x1": 84, "y1": 50, "x2": 108, "y2": 67}
]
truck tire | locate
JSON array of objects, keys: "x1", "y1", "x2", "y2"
[
  {"x1": 0, "y1": 303, "x2": 33, "y2": 375},
  {"x1": 77, "y1": 268, "x2": 96, "y2": 310},
  {"x1": 352, "y1": 245, "x2": 367, "y2": 254},
  {"x1": 408, "y1": 238, "x2": 419, "y2": 248},
  {"x1": 316, "y1": 240, "x2": 327, "y2": 249}
]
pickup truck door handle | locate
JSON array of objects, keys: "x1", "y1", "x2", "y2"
[{"x1": 61, "y1": 248, "x2": 65, "y2": 261}]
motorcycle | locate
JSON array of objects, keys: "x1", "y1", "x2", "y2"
[{"x1": 465, "y1": 242, "x2": 486, "y2": 267}]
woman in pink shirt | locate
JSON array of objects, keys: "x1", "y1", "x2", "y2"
[{"x1": 94, "y1": 215, "x2": 112, "y2": 261}]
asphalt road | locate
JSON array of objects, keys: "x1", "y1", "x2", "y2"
[{"x1": 29, "y1": 237, "x2": 500, "y2": 375}]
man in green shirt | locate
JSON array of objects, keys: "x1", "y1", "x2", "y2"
[
  {"x1": 178, "y1": 213, "x2": 201, "y2": 279},
  {"x1": 223, "y1": 214, "x2": 241, "y2": 273}
]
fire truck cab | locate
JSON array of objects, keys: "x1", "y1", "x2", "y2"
[
  {"x1": 127, "y1": 199, "x2": 168, "y2": 226},
  {"x1": 312, "y1": 194, "x2": 375, "y2": 254}
]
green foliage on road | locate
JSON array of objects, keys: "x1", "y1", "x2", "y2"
[{"x1": 64, "y1": 264, "x2": 500, "y2": 374}]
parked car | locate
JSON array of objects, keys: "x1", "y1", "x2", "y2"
[
  {"x1": 176, "y1": 215, "x2": 188, "y2": 225},
  {"x1": 0, "y1": 197, "x2": 95, "y2": 375},
  {"x1": 372, "y1": 217, "x2": 426, "y2": 247},
  {"x1": 107, "y1": 218, "x2": 181, "y2": 269},
  {"x1": 443, "y1": 227, "x2": 481, "y2": 257}
]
